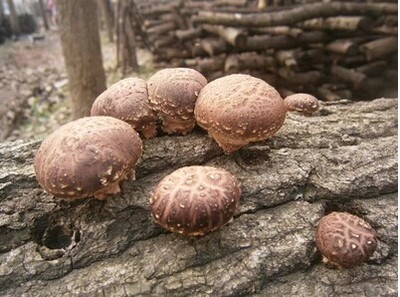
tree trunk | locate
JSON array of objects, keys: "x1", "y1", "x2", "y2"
[
  {"x1": 6, "y1": 0, "x2": 20, "y2": 35},
  {"x1": 0, "y1": 0, "x2": 4, "y2": 22},
  {"x1": 98, "y1": 0, "x2": 114, "y2": 42},
  {"x1": 0, "y1": 98, "x2": 397, "y2": 296},
  {"x1": 57, "y1": 0, "x2": 107, "y2": 120},
  {"x1": 118, "y1": 0, "x2": 139, "y2": 76},
  {"x1": 38, "y1": 0, "x2": 49, "y2": 31}
]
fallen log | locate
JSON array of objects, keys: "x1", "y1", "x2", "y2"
[
  {"x1": 241, "y1": 31, "x2": 329, "y2": 51},
  {"x1": 331, "y1": 65, "x2": 367, "y2": 89},
  {"x1": 184, "y1": 56, "x2": 225, "y2": 73},
  {"x1": 300, "y1": 16, "x2": 374, "y2": 31},
  {"x1": 200, "y1": 37, "x2": 229, "y2": 56},
  {"x1": 202, "y1": 24, "x2": 247, "y2": 47},
  {"x1": 325, "y1": 37, "x2": 371, "y2": 55},
  {"x1": 360, "y1": 37, "x2": 398, "y2": 61},
  {"x1": 175, "y1": 28, "x2": 203, "y2": 41},
  {"x1": 0, "y1": 98, "x2": 397, "y2": 296},
  {"x1": 355, "y1": 60, "x2": 387, "y2": 76},
  {"x1": 194, "y1": 2, "x2": 398, "y2": 27},
  {"x1": 224, "y1": 52, "x2": 277, "y2": 72}
]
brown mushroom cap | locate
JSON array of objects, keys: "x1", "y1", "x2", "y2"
[
  {"x1": 315, "y1": 212, "x2": 377, "y2": 269},
  {"x1": 194, "y1": 74, "x2": 286, "y2": 153},
  {"x1": 284, "y1": 93, "x2": 319, "y2": 115},
  {"x1": 150, "y1": 166, "x2": 241, "y2": 236},
  {"x1": 147, "y1": 68, "x2": 207, "y2": 135},
  {"x1": 34, "y1": 116, "x2": 143, "y2": 200},
  {"x1": 90, "y1": 77, "x2": 158, "y2": 139}
]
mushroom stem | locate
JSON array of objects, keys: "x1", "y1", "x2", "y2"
[
  {"x1": 141, "y1": 123, "x2": 158, "y2": 139},
  {"x1": 207, "y1": 130, "x2": 248, "y2": 154},
  {"x1": 162, "y1": 117, "x2": 196, "y2": 135},
  {"x1": 94, "y1": 181, "x2": 121, "y2": 200}
]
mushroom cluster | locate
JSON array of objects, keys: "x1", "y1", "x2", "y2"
[
  {"x1": 315, "y1": 212, "x2": 378, "y2": 268},
  {"x1": 34, "y1": 116, "x2": 143, "y2": 200},
  {"x1": 34, "y1": 67, "x2": 381, "y2": 265},
  {"x1": 150, "y1": 166, "x2": 241, "y2": 236}
]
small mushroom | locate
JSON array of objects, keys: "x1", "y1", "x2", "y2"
[
  {"x1": 315, "y1": 212, "x2": 378, "y2": 269},
  {"x1": 150, "y1": 166, "x2": 241, "y2": 236},
  {"x1": 90, "y1": 77, "x2": 158, "y2": 139},
  {"x1": 194, "y1": 74, "x2": 286, "y2": 153},
  {"x1": 147, "y1": 68, "x2": 207, "y2": 135},
  {"x1": 34, "y1": 116, "x2": 143, "y2": 200},
  {"x1": 284, "y1": 93, "x2": 319, "y2": 115}
]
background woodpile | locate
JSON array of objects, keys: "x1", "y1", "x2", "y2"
[{"x1": 124, "y1": 0, "x2": 397, "y2": 100}]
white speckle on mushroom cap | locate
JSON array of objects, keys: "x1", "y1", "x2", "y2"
[
  {"x1": 150, "y1": 166, "x2": 241, "y2": 236},
  {"x1": 284, "y1": 93, "x2": 320, "y2": 115},
  {"x1": 194, "y1": 74, "x2": 286, "y2": 153},
  {"x1": 34, "y1": 116, "x2": 143, "y2": 200},
  {"x1": 147, "y1": 68, "x2": 207, "y2": 135},
  {"x1": 315, "y1": 212, "x2": 378, "y2": 269},
  {"x1": 90, "y1": 77, "x2": 158, "y2": 139}
]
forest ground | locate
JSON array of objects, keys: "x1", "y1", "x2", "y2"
[{"x1": 0, "y1": 29, "x2": 153, "y2": 143}]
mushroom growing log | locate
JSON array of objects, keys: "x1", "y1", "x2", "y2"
[
  {"x1": 0, "y1": 98, "x2": 397, "y2": 296},
  {"x1": 194, "y1": 2, "x2": 398, "y2": 27}
]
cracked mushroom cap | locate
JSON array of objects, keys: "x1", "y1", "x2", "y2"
[
  {"x1": 315, "y1": 212, "x2": 377, "y2": 269},
  {"x1": 284, "y1": 93, "x2": 319, "y2": 115},
  {"x1": 147, "y1": 68, "x2": 207, "y2": 135},
  {"x1": 194, "y1": 74, "x2": 286, "y2": 153},
  {"x1": 90, "y1": 77, "x2": 158, "y2": 139},
  {"x1": 150, "y1": 166, "x2": 241, "y2": 236},
  {"x1": 34, "y1": 116, "x2": 143, "y2": 200}
]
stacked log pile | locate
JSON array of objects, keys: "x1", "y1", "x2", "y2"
[{"x1": 127, "y1": 0, "x2": 397, "y2": 100}]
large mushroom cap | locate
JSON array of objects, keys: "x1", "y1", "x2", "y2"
[
  {"x1": 150, "y1": 166, "x2": 241, "y2": 236},
  {"x1": 315, "y1": 212, "x2": 378, "y2": 269},
  {"x1": 147, "y1": 68, "x2": 207, "y2": 135},
  {"x1": 194, "y1": 74, "x2": 286, "y2": 153},
  {"x1": 90, "y1": 77, "x2": 158, "y2": 139},
  {"x1": 34, "y1": 116, "x2": 143, "y2": 200}
]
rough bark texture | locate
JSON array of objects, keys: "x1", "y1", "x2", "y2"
[
  {"x1": 38, "y1": 0, "x2": 49, "y2": 31},
  {"x1": 98, "y1": 0, "x2": 114, "y2": 42},
  {"x1": 6, "y1": 0, "x2": 20, "y2": 35},
  {"x1": 194, "y1": 2, "x2": 397, "y2": 27},
  {"x1": 57, "y1": 0, "x2": 107, "y2": 120},
  {"x1": 0, "y1": 99, "x2": 397, "y2": 296}
]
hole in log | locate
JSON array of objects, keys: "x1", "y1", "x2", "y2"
[{"x1": 43, "y1": 225, "x2": 74, "y2": 250}]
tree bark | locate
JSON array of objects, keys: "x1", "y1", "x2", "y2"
[
  {"x1": 6, "y1": 0, "x2": 20, "y2": 35},
  {"x1": 0, "y1": 0, "x2": 4, "y2": 22},
  {"x1": 242, "y1": 31, "x2": 329, "y2": 51},
  {"x1": 98, "y1": 0, "x2": 114, "y2": 42},
  {"x1": 57, "y1": 0, "x2": 107, "y2": 120},
  {"x1": 301, "y1": 16, "x2": 374, "y2": 31},
  {"x1": 38, "y1": 0, "x2": 49, "y2": 31},
  {"x1": 202, "y1": 24, "x2": 247, "y2": 47},
  {"x1": 360, "y1": 37, "x2": 398, "y2": 62},
  {"x1": 0, "y1": 98, "x2": 397, "y2": 296},
  {"x1": 117, "y1": 0, "x2": 140, "y2": 75},
  {"x1": 194, "y1": 2, "x2": 397, "y2": 27}
]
